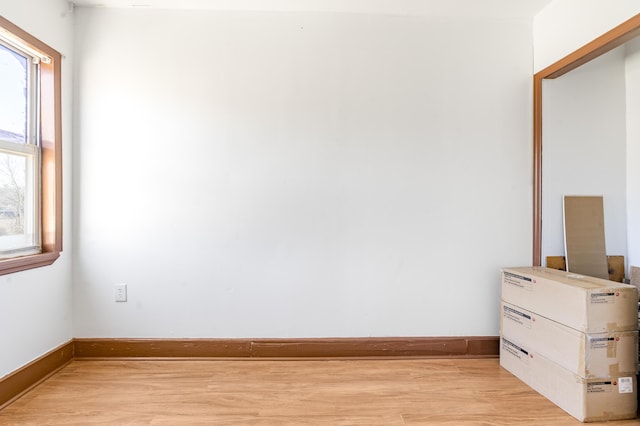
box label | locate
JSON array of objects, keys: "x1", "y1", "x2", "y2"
[
  {"x1": 590, "y1": 337, "x2": 615, "y2": 350},
  {"x1": 503, "y1": 272, "x2": 533, "y2": 291},
  {"x1": 590, "y1": 292, "x2": 616, "y2": 304},
  {"x1": 502, "y1": 338, "x2": 529, "y2": 364},
  {"x1": 503, "y1": 305, "x2": 532, "y2": 329},
  {"x1": 619, "y1": 377, "x2": 633, "y2": 394},
  {"x1": 587, "y1": 381, "x2": 613, "y2": 393}
]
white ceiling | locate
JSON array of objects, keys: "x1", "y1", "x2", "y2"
[{"x1": 70, "y1": 0, "x2": 553, "y2": 18}]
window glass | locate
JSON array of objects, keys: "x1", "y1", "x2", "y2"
[
  {"x1": 0, "y1": 152, "x2": 34, "y2": 252},
  {"x1": 0, "y1": 43, "x2": 28, "y2": 144}
]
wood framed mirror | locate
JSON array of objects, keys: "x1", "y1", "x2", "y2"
[{"x1": 532, "y1": 13, "x2": 640, "y2": 266}]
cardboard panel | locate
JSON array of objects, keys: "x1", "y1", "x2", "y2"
[
  {"x1": 546, "y1": 255, "x2": 567, "y2": 271},
  {"x1": 563, "y1": 196, "x2": 609, "y2": 280},
  {"x1": 607, "y1": 256, "x2": 625, "y2": 283},
  {"x1": 630, "y1": 266, "x2": 640, "y2": 289},
  {"x1": 546, "y1": 255, "x2": 626, "y2": 283}
]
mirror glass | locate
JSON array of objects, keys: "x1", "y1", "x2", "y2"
[{"x1": 540, "y1": 37, "x2": 640, "y2": 274}]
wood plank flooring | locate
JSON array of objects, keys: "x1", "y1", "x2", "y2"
[{"x1": 1, "y1": 358, "x2": 639, "y2": 425}]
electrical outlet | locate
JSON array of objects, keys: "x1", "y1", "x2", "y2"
[{"x1": 115, "y1": 284, "x2": 127, "y2": 302}]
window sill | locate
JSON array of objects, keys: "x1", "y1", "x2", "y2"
[{"x1": 0, "y1": 251, "x2": 60, "y2": 276}]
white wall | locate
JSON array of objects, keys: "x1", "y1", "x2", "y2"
[
  {"x1": 541, "y1": 48, "x2": 628, "y2": 263},
  {"x1": 626, "y1": 38, "x2": 640, "y2": 271},
  {"x1": 73, "y1": 8, "x2": 533, "y2": 338},
  {"x1": 534, "y1": 0, "x2": 640, "y2": 72},
  {"x1": 0, "y1": 0, "x2": 73, "y2": 378}
]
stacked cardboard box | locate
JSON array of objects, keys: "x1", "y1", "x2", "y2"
[
  {"x1": 500, "y1": 267, "x2": 639, "y2": 422},
  {"x1": 629, "y1": 266, "x2": 640, "y2": 415}
]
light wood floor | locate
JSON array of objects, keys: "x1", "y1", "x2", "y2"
[{"x1": 1, "y1": 358, "x2": 639, "y2": 425}]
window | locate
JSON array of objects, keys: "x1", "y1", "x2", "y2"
[
  {"x1": 0, "y1": 41, "x2": 40, "y2": 257},
  {"x1": 0, "y1": 16, "x2": 62, "y2": 275}
]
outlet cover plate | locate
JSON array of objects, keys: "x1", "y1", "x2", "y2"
[{"x1": 115, "y1": 284, "x2": 127, "y2": 302}]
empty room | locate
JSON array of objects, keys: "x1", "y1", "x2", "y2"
[{"x1": 1, "y1": 0, "x2": 640, "y2": 424}]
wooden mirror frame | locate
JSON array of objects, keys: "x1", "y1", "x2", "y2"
[{"x1": 532, "y1": 13, "x2": 640, "y2": 266}]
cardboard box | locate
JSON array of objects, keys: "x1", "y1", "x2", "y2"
[
  {"x1": 501, "y1": 301, "x2": 638, "y2": 378},
  {"x1": 501, "y1": 267, "x2": 638, "y2": 333},
  {"x1": 500, "y1": 336, "x2": 637, "y2": 422}
]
